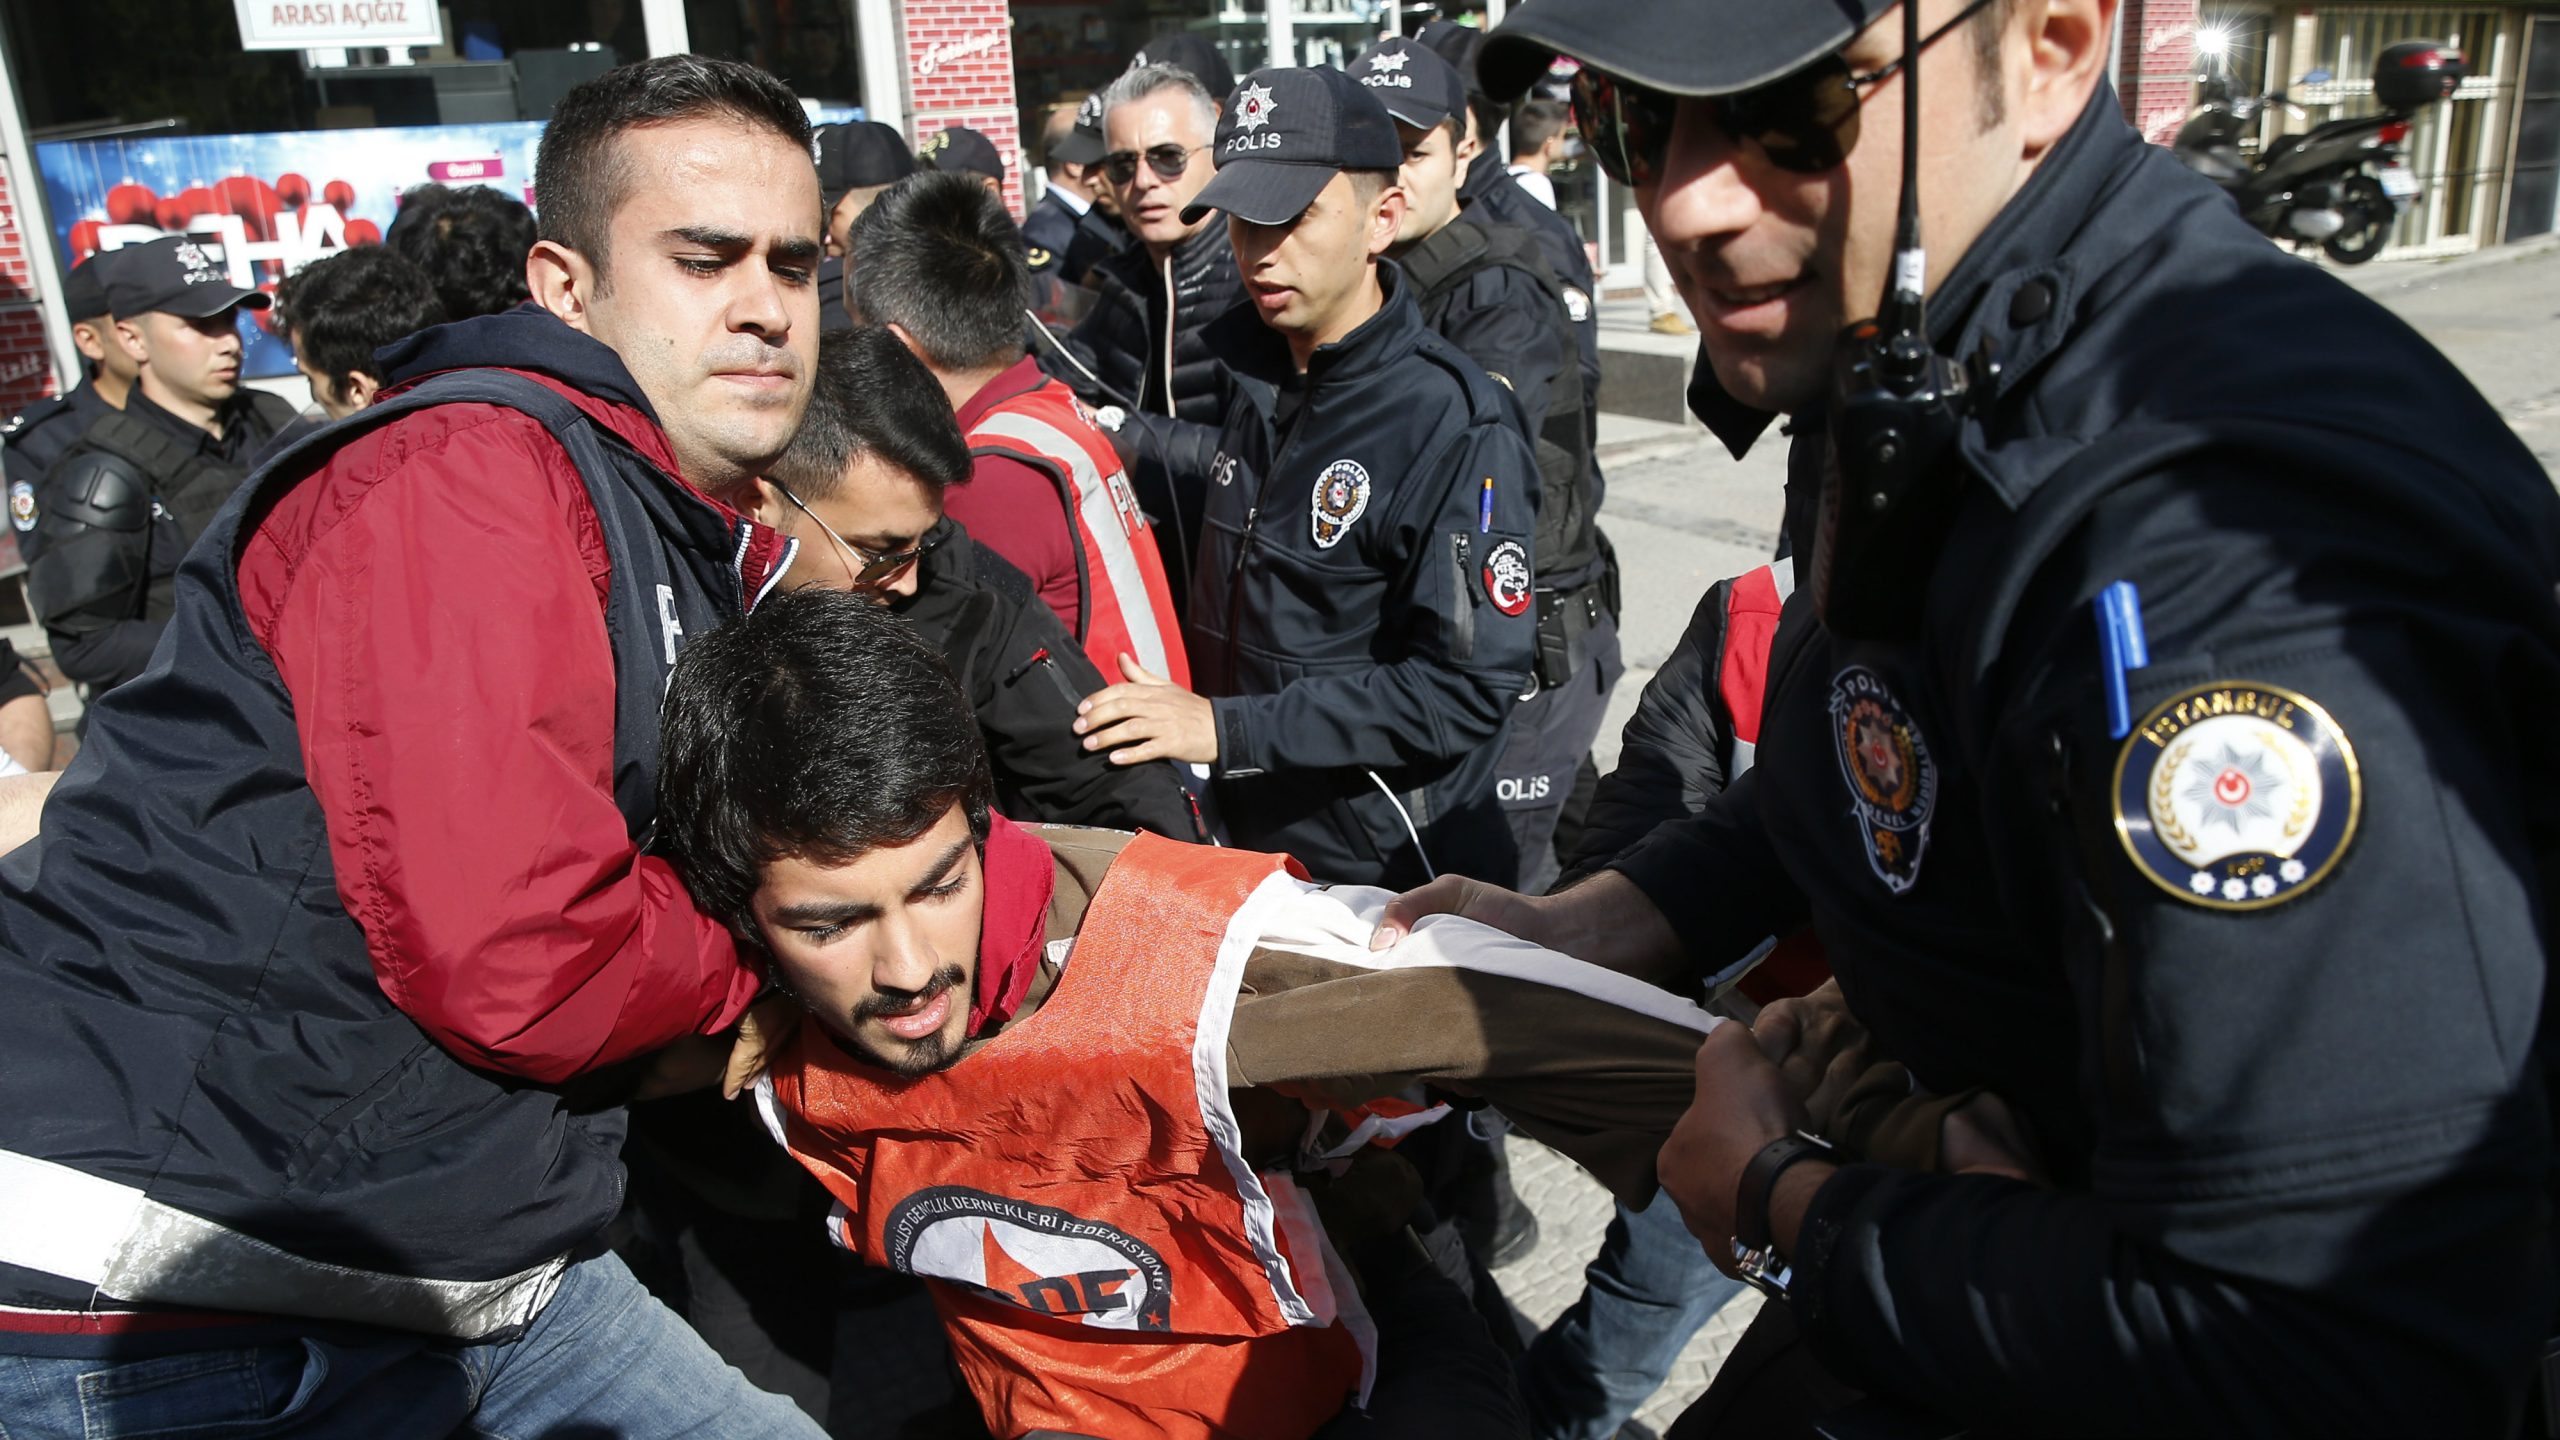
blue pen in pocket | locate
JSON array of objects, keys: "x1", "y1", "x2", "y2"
[
  {"x1": 1477, "y1": 476, "x2": 1494, "y2": 534},
  {"x1": 2096, "y1": 581, "x2": 2150, "y2": 739}
]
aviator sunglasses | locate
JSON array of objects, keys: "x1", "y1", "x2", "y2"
[
  {"x1": 1101, "y1": 143, "x2": 1211, "y2": 187},
  {"x1": 1569, "y1": 0, "x2": 2000, "y2": 185},
  {"x1": 774, "y1": 481, "x2": 948, "y2": 588}
]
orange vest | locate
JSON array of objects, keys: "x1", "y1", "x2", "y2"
[
  {"x1": 764, "y1": 835, "x2": 1369, "y2": 1440},
  {"x1": 966, "y1": 377, "x2": 1193, "y2": 690}
]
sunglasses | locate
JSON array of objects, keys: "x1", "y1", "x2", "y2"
[
  {"x1": 775, "y1": 482, "x2": 947, "y2": 588},
  {"x1": 1569, "y1": 0, "x2": 2000, "y2": 185},
  {"x1": 1101, "y1": 143, "x2": 1209, "y2": 187}
]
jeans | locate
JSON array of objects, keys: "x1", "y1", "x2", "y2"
[
  {"x1": 1515, "y1": 1190, "x2": 1746, "y2": 1440},
  {"x1": 0, "y1": 1249, "x2": 825, "y2": 1439}
]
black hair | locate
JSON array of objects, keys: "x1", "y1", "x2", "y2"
[
  {"x1": 1467, "y1": 96, "x2": 1505, "y2": 155},
  {"x1": 1344, "y1": 168, "x2": 1400, "y2": 206},
  {"x1": 656, "y1": 586, "x2": 995, "y2": 939},
  {"x1": 768, "y1": 325, "x2": 975, "y2": 500},
  {"x1": 386, "y1": 183, "x2": 538, "y2": 319},
  {"x1": 272, "y1": 246, "x2": 448, "y2": 401},
  {"x1": 1509, "y1": 99, "x2": 1568, "y2": 158},
  {"x1": 842, "y1": 172, "x2": 1031, "y2": 373},
  {"x1": 534, "y1": 55, "x2": 812, "y2": 276}
]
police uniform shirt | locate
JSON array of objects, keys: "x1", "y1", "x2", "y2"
[
  {"x1": 5, "y1": 384, "x2": 119, "y2": 554},
  {"x1": 123, "y1": 385, "x2": 280, "y2": 467},
  {"x1": 1606, "y1": 89, "x2": 2560, "y2": 1432}
]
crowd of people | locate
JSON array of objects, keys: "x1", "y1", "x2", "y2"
[{"x1": 0, "y1": 0, "x2": 2554, "y2": 1435}]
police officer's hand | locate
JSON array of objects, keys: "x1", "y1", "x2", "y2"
[
  {"x1": 1074, "y1": 654, "x2": 1218, "y2": 765},
  {"x1": 1752, "y1": 979, "x2": 1872, "y2": 1123},
  {"x1": 1660, "y1": 1021, "x2": 1833, "y2": 1278},
  {"x1": 1370, "y1": 869, "x2": 1687, "y2": 988},
  {"x1": 1940, "y1": 1092, "x2": 2043, "y2": 1184}
]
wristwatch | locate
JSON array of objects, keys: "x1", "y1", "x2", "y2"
[{"x1": 1730, "y1": 1129, "x2": 1835, "y2": 1297}]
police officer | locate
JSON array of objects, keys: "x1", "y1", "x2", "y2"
[
  {"x1": 1352, "y1": 36, "x2": 1618, "y2": 895},
  {"x1": 1072, "y1": 65, "x2": 1540, "y2": 891},
  {"x1": 815, "y1": 119, "x2": 916, "y2": 329},
  {"x1": 1378, "y1": 0, "x2": 2560, "y2": 1433},
  {"x1": 6, "y1": 255, "x2": 135, "y2": 561},
  {"x1": 27, "y1": 236, "x2": 293, "y2": 695},
  {"x1": 1026, "y1": 96, "x2": 1130, "y2": 291},
  {"x1": 1417, "y1": 19, "x2": 1604, "y2": 424}
]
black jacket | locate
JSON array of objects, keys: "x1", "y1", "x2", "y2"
[
  {"x1": 1187, "y1": 266, "x2": 1539, "y2": 890},
  {"x1": 25, "y1": 386, "x2": 293, "y2": 693},
  {"x1": 1612, "y1": 87, "x2": 2560, "y2": 1435},
  {"x1": 2, "y1": 379, "x2": 118, "y2": 560},
  {"x1": 0, "y1": 313, "x2": 755, "y2": 1334},
  {"x1": 1559, "y1": 569, "x2": 1789, "y2": 887},
  {"x1": 1023, "y1": 189, "x2": 1125, "y2": 289},
  {"x1": 1457, "y1": 157, "x2": 1600, "y2": 420},
  {"x1": 896, "y1": 525, "x2": 1196, "y2": 840},
  {"x1": 1397, "y1": 215, "x2": 1603, "y2": 593},
  {"x1": 1042, "y1": 223, "x2": 1245, "y2": 604}
]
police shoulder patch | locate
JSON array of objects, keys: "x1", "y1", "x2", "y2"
[
  {"x1": 2112, "y1": 680, "x2": 2360, "y2": 911},
  {"x1": 1482, "y1": 539, "x2": 1532, "y2": 616},
  {"x1": 1310, "y1": 458, "x2": 1369, "y2": 548},
  {"x1": 1829, "y1": 665, "x2": 1936, "y2": 894},
  {"x1": 9, "y1": 479, "x2": 35, "y2": 533}
]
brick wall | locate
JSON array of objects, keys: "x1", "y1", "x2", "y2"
[
  {"x1": 902, "y1": 0, "x2": 1026, "y2": 217},
  {"x1": 2120, "y1": 0, "x2": 2201, "y2": 145},
  {"x1": 0, "y1": 161, "x2": 60, "y2": 418}
]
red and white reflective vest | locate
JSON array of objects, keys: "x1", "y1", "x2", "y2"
[
  {"x1": 761, "y1": 835, "x2": 1368, "y2": 1440},
  {"x1": 966, "y1": 377, "x2": 1192, "y2": 689}
]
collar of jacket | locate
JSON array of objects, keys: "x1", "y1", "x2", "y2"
[
  {"x1": 1686, "y1": 81, "x2": 2140, "y2": 472},
  {"x1": 1206, "y1": 259, "x2": 1428, "y2": 392}
]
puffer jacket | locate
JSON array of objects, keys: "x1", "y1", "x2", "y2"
[{"x1": 1039, "y1": 223, "x2": 1246, "y2": 609}]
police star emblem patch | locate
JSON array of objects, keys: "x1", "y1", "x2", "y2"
[
  {"x1": 1310, "y1": 459, "x2": 1369, "y2": 548},
  {"x1": 2114, "y1": 680, "x2": 2359, "y2": 910},
  {"x1": 9, "y1": 479, "x2": 35, "y2": 533},
  {"x1": 1829, "y1": 666, "x2": 1936, "y2": 894},
  {"x1": 1235, "y1": 82, "x2": 1278, "y2": 133}
]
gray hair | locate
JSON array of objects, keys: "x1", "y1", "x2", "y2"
[{"x1": 1099, "y1": 63, "x2": 1219, "y2": 142}]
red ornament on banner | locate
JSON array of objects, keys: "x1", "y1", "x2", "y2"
[
  {"x1": 252, "y1": 280, "x2": 284, "y2": 335},
  {"x1": 154, "y1": 196, "x2": 191, "y2": 230},
  {"x1": 214, "y1": 175, "x2": 280, "y2": 242},
  {"x1": 344, "y1": 218, "x2": 382, "y2": 246},
  {"x1": 275, "y1": 172, "x2": 310, "y2": 208},
  {"x1": 322, "y1": 179, "x2": 356, "y2": 210},
  {"x1": 105, "y1": 183, "x2": 158, "y2": 226},
  {"x1": 67, "y1": 219, "x2": 102, "y2": 258},
  {"x1": 176, "y1": 187, "x2": 220, "y2": 229}
]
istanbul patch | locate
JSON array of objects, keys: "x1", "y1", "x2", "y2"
[
  {"x1": 1310, "y1": 458, "x2": 1370, "y2": 548},
  {"x1": 2113, "y1": 680, "x2": 2359, "y2": 911},
  {"x1": 884, "y1": 1185, "x2": 1173, "y2": 1332},
  {"x1": 1482, "y1": 539, "x2": 1532, "y2": 616},
  {"x1": 9, "y1": 479, "x2": 35, "y2": 533},
  {"x1": 1829, "y1": 665, "x2": 1937, "y2": 894}
]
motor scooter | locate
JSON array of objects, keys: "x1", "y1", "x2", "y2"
[{"x1": 2172, "y1": 41, "x2": 2467, "y2": 264}]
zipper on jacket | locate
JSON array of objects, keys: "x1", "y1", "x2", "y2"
[
  {"x1": 1158, "y1": 255, "x2": 1178, "y2": 418},
  {"x1": 1005, "y1": 646, "x2": 1086, "y2": 709},
  {"x1": 1449, "y1": 532, "x2": 1477, "y2": 663},
  {"x1": 1223, "y1": 409, "x2": 1310, "y2": 696}
]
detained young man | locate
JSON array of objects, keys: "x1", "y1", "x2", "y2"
[{"x1": 656, "y1": 587, "x2": 1739, "y2": 1440}]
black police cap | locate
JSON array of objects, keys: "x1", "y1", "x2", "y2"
[
  {"x1": 1129, "y1": 31, "x2": 1235, "y2": 104},
  {"x1": 817, "y1": 121, "x2": 918, "y2": 212},
  {"x1": 1049, "y1": 93, "x2": 1107, "y2": 167},
  {"x1": 60, "y1": 254, "x2": 112, "y2": 321},
  {"x1": 1478, "y1": 0, "x2": 1897, "y2": 102},
  {"x1": 102, "y1": 235, "x2": 269, "y2": 320},
  {"x1": 1183, "y1": 67, "x2": 1404, "y2": 227},
  {"x1": 919, "y1": 126, "x2": 1005, "y2": 185},
  {"x1": 1348, "y1": 37, "x2": 1469, "y2": 133}
]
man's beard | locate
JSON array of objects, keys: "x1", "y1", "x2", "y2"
[{"x1": 849, "y1": 963, "x2": 970, "y2": 1078}]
